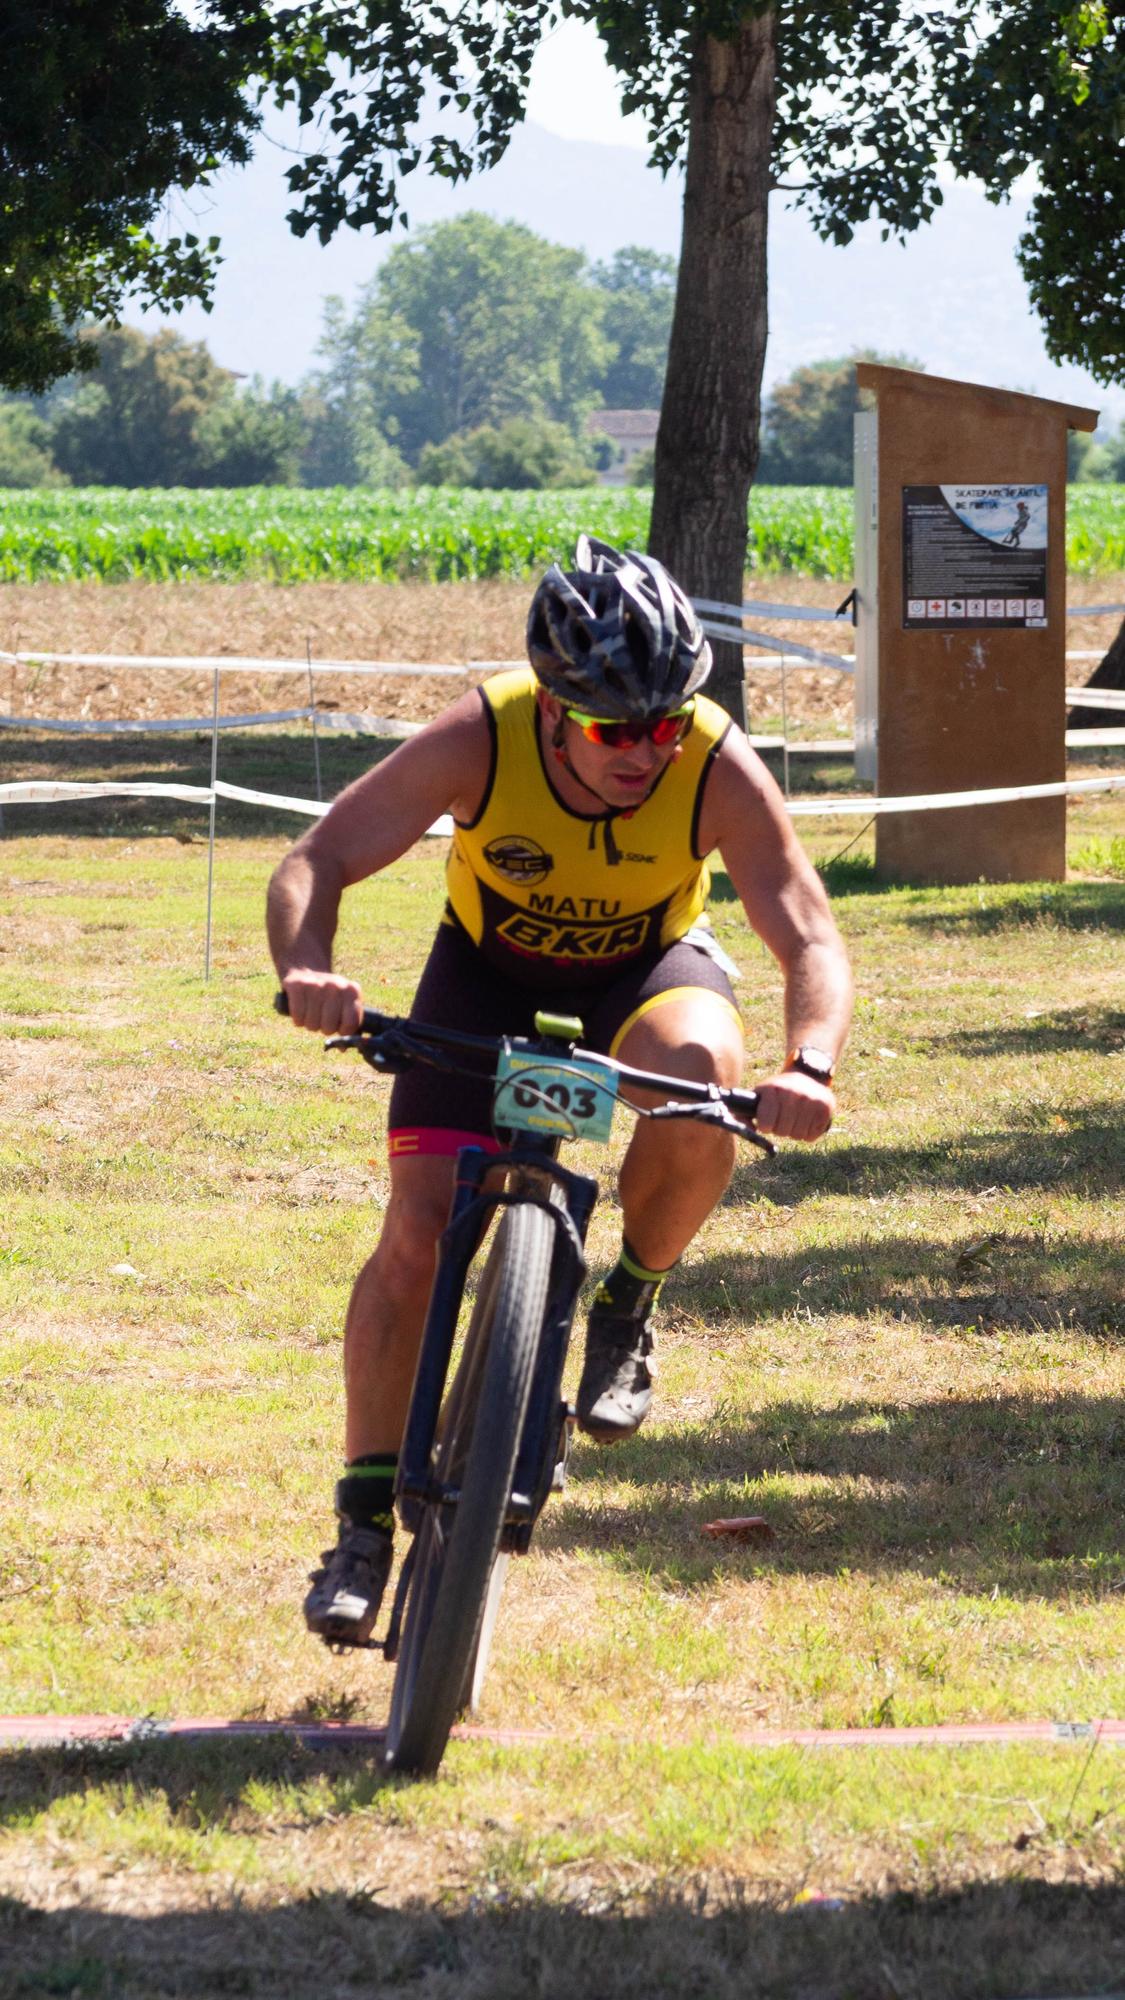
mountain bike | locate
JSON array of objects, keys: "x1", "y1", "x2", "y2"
[{"x1": 278, "y1": 995, "x2": 774, "y2": 1776}]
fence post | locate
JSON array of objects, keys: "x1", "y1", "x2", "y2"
[
  {"x1": 204, "y1": 667, "x2": 220, "y2": 980},
  {"x1": 306, "y1": 635, "x2": 322, "y2": 803}
]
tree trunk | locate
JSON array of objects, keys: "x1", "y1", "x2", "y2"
[
  {"x1": 648, "y1": 7, "x2": 777, "y2": 727},
  {"x1": 1067, "y1": 613, "x2": 1125, "y2": 730}
]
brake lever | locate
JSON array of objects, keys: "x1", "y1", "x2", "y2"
[
  {"x1": 324, "y1": 1031, "x2": 411, "y2": 1074},
  {"x1": 648, "y1": 1099, "x2": 777, "y2": 1155}
]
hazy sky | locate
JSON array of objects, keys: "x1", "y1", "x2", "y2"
[{"x1": 524, "y1": 17, "x2": 651, "y2": 146}]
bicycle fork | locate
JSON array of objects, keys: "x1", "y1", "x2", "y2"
[{"x1": 384, "y1": 1145, "x2": 597, "y2": 1659}]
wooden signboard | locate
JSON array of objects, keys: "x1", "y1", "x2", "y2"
[{"x1": 853, "y1": 364, "x2": 1097, "y2": 884}]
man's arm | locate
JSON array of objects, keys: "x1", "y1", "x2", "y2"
[
  {"x1": 697, "y1": 729, "x2": 854, "y2": 1140},
  {"x1": 267, "y1": 688, "x2": 491, "y2": 1034}
]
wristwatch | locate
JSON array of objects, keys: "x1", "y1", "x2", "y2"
[{"x1": 785, "y1": 1044, "x2": 835, "y2": 1086}]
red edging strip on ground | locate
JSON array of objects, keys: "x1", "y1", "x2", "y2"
[{"x1": 1, "y1": 1716, "x2": 1122, "y2": 1751}]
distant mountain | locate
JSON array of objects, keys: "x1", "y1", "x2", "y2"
[{"x1": 130, "y1": 115, "x2": 1120, "y2": 429}]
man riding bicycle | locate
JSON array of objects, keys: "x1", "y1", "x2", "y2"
[{"x1": 268, "y1": 537, "x2": 853, "y2": 1647}]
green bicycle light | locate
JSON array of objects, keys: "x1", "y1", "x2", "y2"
[{"x1": 533, "y1": 1011, "x2": 585, "y2": 1043}]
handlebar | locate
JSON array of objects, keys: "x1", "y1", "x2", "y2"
[{"x1": 274, "y1": 991, "x2": 775, "y2": 1153}]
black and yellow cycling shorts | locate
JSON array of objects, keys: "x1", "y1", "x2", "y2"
[{"x1": 387, "y1": 918, "x2": 740, "y2": 1160}]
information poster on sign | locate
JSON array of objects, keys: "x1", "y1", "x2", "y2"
[{"x1": 902, "y1": 484, "x2": 1048, "y2": 629}]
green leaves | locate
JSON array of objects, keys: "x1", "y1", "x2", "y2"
[
  {"x1": 4, "y1": 0, "x2": 1121, "y2": 405},
  {"x1": 0, "y1": 0, "x2": 265, "y2": 391},
  {"x1": 314, "y1": 214, "x2": 613, "y2": 465},
  {"x1": 758, "y1": 350, "x2": 923, "y2": 488},
  {"x1": 940, "y1": 1, "x2": 1123, "y2": 381}
]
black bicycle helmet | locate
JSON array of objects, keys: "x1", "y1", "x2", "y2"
[{"x1": 526, "y1": 535, "x2": 712, "y2": 720}]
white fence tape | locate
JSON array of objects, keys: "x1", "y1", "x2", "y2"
[
  {"x1": 0, "y1": 649, "x2": 482, "y2": 677},
  {"x1": 694, "y1": 597, "x2": 853, "y2": 626},
  {"x1": 2, "y1": 774, "x2": 1121, "y2": 823},
  {"x1": 0, "y1": 708, "x2": 423, "y2": 738},
  {"x1": 0, "y1": 707, "x2": 314, "y2": 735},
  {"x1": 0, "y1": 775, "x2": 455, "y2": 836},
  {"x1": 4, "y1": 697, "x2": 1119, "y2": 739},
  {"x1": 1066, "y1": 687, "x2": 1125, "y2": 710},
  {"x1": 784, "y1": 774, "x2": 1125, "y2": 817},
  {"x1": 2, "y1": 641, "x2": 1114, "y2": 679},
  {"x1": 699, "y1": 620, "x2": 856, "y2": 671}
]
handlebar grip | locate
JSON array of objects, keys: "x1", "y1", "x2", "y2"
[
  {"x1": 727, "y1": 1087, "x2": 761, "y2": 1118},
  {"x1": 275, "y1": 991, "x2": 398, "y2": 1040}
]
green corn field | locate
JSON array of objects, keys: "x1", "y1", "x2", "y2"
[{"x1": 0, "y1": 484, "x2": 1120, "y2": 583}]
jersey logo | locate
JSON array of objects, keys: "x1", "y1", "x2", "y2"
[
  {"x1": 497, "y1": 909, "x2": 653, "y2": 961},
  {"x1": 484, "y1": 835, "x2": 554, "y2": 884}
]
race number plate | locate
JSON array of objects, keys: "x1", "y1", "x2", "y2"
[{"x1": 494, "y1": 1051, "x2": 617, "y2": 1142}]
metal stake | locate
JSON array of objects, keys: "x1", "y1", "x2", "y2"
[
  {"x1": 306, "y1": 636, "x2": 322, "y2": 803},
  {"x1": 204, "y1": 666, "x2": 219, "y2": 980}
]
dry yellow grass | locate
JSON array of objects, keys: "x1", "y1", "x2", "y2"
[
  {"x1": 0, "y1": 575, "x2": 859, "y2": 736},
  {"x1": 2, "y1": 602, "x2": 1124, "y2": 1991},
  {"x1": 3, "y1": 573, "x2": 1119, "y2": 743}
]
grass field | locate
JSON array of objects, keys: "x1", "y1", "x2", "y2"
[{"x1": 1, "y1": 752, "x2": 1124, "y2": 1995}]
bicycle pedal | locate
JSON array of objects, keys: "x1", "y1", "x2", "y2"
[{"x1": 325, "y1": 1637, "x2": 380, "y2": 1655}]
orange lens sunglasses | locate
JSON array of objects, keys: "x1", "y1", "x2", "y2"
[{"x1": 563, "y1": 700, "x2": 695, "y2": 750}]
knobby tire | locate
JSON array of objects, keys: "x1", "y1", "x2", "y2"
[{"x1": 384, "y1": 1200, "x2": 553, "y2": 1775}]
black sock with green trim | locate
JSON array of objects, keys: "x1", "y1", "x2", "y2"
[
  {"x1": 593, "y1": 1237, "x2": 675, "y2": 1323},
  {"x1": 335, "y1": 1452, "x2": 396, "y2": 1536}
]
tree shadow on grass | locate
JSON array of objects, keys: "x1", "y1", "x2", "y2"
[
  {"x1": 0, "y1": 1847, "x2": 1123, "y2": 1998},
  {"x1": 680, "y1": 1228, "x2": 1125, "y2": 1337},
  {"x1": 902, "y1": 880, "x2": 1125, "y2": 934},
  {"x1": 727, "y1": 1098, "x2": 1124, "y2": 1205},
  {"x1": 711, "y1": 854, "x2": 881, "y2": 905},
  {"x1": 933, "y1": 1003, "x2": 1125, "y2": 1059},
  {"x1": 551, "y1": 1389, "x2": 1125, "y2": 1599},
  {"x1": 0, "y1": 1733, "x2": 383, "y2": 1836},
  {"x1": 0, "y1": 729, "x2": 394, "y2": 841}
]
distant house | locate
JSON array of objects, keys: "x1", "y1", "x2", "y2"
[{"x1": 585, "y1": 409, "x2": 660, "y2": 486}]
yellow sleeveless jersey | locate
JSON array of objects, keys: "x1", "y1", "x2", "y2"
[{"x1": 445, "y1": 666, "x2": 731, "y2": 987}]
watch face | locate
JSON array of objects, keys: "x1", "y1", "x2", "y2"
[{"x1": 792, "y1": 1045, "x2": 834, "y2": 1083}]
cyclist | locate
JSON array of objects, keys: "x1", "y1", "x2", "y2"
[{"x1": 268, "y1": 537, "x2": 853, "y2": 1646}]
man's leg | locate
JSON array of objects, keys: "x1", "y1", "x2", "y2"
[
  {"x1": 343, "y1": 1152, "x2": 459, "y2": 1459},
  {"x1": 306, "y1": 1151, "x2": 456, "y2": 1643},
  {"x1": 615, "y1": 992, "x2": 744, "y2": 1267},
  {"x1": 576, "y1": 990, "x2": 744, "y2": 1440}
]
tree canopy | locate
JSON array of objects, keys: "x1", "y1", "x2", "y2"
[
  {"x1": 331, "y1": 214, "x2": 612, "y2": 462},
  {"x1": 942, "y1": 3, "x2": 1125, "y2": 381},
  {"x1": 45, "y1": 326, "x2": 304, "y2": 486},
  {"x1": 6, "y1": 5, "x2": 1120, "y2": 394},
  {"x1": 2, "y1": 215, "x2": 674, "y2": 490},
  {"x1": 417, "y1": 414, "x2": 597, "y2": 489},
  {"x1": 591, "y1": 250, "x2": 678, "y2": 411},
  {"x1": 758, "y1": 350, "x2": 922, "y2": 485},
  {"x1": 0, "y1": 404, "x2": 63, "y2": 488},
  {"x1": 4, "y1": 2, "x2": 1122, "y2": 712},
  {"x1": 306, "y1": 219, "x2": 667, "y2": 473},
  {"x1": 0, "y1": 0, "x2": 264, "y2": 392}
]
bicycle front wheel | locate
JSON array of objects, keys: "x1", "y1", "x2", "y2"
[{"x1": 384, "y1": 1198, "x2": 554, "y2": 1775}]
